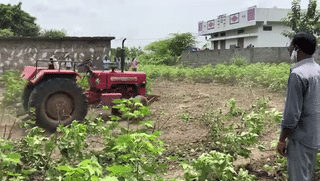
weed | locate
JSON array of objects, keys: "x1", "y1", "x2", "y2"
[
  {"x1": 230, "y1": 54, "x2": 249, "y2": 66},
  {"x1": 243, "y1": 111, "x2": 265, "y2": 135},
  {"x1": 76, "y1": 73, "x2": 90, "y2": 90},
  {"x1": 181, "y1": 111, "x2": 192, "y2": 122},
  {"x1": 0, "y1": 71, "x2": 27, "y2": 107},
  {"x1": 182, "y1": 150, "x2": 256, "y2": 181},
  {"x1": 56, "y1": 121, "x2": 88, "y2": 162},
  {"x1": 57, "y1": 156, "x2": 102, "y2": 181},
  {"x1": 252, "y1": 96, "x2": 270, "y2": 113},
  {"x1": 226, "y1": 98, "x2": 245, "y2": 116}
]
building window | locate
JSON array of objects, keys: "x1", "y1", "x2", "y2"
[
  {"x1": 220, "y1": 32, "x2": 226, "y2": 36},
  {"x1": 238, "y1": 29, "x2": 244, "y2": 34},
  {"x1": 213, "y1": 33, "x2": 218, "y2": 37},
  {"x1": 263, "y1": 25, "x2": 272, "y2": 31}
]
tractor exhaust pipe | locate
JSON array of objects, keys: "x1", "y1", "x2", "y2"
[{"x1": 121, "y1": 38, "x2": 126, "y2": 72}]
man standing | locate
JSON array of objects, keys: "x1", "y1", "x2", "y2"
[
  {"x1": 277, "y1": 32, "x2": 319, "y2": 181},
  {"x1": 131, "y1": 58, "x2": 139, "y2": 72},
  {"x1": 102, "y1": 56, "x2": 111, "y2": 70},
  {"x1": 65, "y1": 53, "x2": 73, "y2": 70}
]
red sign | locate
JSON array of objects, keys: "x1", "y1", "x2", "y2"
[
  {"x1": 248, "y1": 8, "x2": 255, "y2": 21},
  {"x1": 207, "y1": 20, "x2": 215, "y2": 30},
  {"x1": 198, "y1": 22, "x2": 203, "y2": 32},
  {"x1": 230, "y1": 13, "x2": 239, "y2": 24}
]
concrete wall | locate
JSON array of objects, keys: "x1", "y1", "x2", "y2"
[
  {"x1": 181, "y1": 47, "x2": 320, "y2": 67},
  {"x1": 0, "y1": 36, "x2": 114, "y2": 73}
]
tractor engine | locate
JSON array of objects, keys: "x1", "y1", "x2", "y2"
[{"x1": 84, "y1": 69, "x2": 146, "y2": 106}]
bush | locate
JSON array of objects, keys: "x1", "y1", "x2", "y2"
[
  {"x1": 230, "y1": 54, "x2": 249, "y2": 66},
  {"x1": 40, "y1": 29, "x2": 67, "y2": 38},
  {"x1": 0, "y1": 71, "x2": 28, "y2": 106}
]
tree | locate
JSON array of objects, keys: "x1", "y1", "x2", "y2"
[
  {"x1": 282, "y1": 0, "x2": 320, "y2": 38},
  {"x1": 167, "y1": 32, "x2": 197, "y2": 56},
  {"x1": 142, "y1": 32, "x2": 197, "y2": 65},
  {"x1": 145, "y1": 32, "x2": 197, "y2": 57},
  {"x1": 145, "y1": 39, "x2": 172, "y2": 57},
  {"x1": 0, "y1": 2, "x2": 40, "y2": 37},
  {"x1": 40, "y1": 29, "x2": 67, "y2": 38},
  {"x1": 0, "y1": 28, "x2": 14, "y2": 37},
  {"x1": 127, "y1": 46, "x2": 144, "y2": 59}
]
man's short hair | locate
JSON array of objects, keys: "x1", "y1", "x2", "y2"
[{"x1": 292, "y1": 32, "x2": 317, "y2": 55}]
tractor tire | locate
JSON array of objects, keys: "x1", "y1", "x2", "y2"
[
  {"x1": 133, "y1": 95, "x2": 148, "y2": 106},
  {"x1": 22, "y1": 85, "x2": 34, "y2": 111},
  {"x1": 29, "y1": 78, "x2": 88, "y2": 132}
]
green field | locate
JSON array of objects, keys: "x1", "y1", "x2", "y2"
[{"x1": 2, "y1": 61, "x2": 315, "y2": 181}]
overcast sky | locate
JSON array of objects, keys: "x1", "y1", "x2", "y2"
[{"x1": 0, "y1": 0, "x2": 314, "y2": 48}]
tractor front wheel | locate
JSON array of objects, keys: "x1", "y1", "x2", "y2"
[{"x1": 29, "y1": 78, "x2": 88, "y2": 132}]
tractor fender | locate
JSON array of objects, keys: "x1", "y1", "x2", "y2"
[{"x1": 30, "y1": 70, "x2": 81, "y2": 85}]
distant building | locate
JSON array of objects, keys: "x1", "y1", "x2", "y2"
[{"x1": 198, "y1": 6, "x2": 292, "y2": 50}]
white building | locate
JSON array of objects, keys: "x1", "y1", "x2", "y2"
[{"x1": 198, "y1": 6, "x2": 292, "y2": 50}]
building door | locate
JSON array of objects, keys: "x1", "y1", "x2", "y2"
[
  {"x1": 237, "y1": 38, "x2": 244, "y2": 48},
  {"x1": 214, "y1": 41, "x2": 218, "y2": 50},
  {"x1": 220, "y1": 40, "x2": 226, "y2": 50}
]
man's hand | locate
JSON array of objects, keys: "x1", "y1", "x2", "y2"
[{"x1": 277, "y1": 141, "x2": 287, "y2": 157}]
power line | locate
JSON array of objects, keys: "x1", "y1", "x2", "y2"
[{"x1": 112, "y1": 38, "x2": 163, "y2": 41}]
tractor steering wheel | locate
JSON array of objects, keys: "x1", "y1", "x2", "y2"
[
  {"x1": 77, "y1": 59, "x2": 92, "y2": 68},
  {"x1": 77, "y1": 59, "x2": 94, "y2": 77}
]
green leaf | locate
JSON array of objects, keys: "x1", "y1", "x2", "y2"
[
  {"x1": 113, "y1": 99, "x2": 123, "y2": 104},
  {"x1": 7, "y1": 152, "x2": 21, "y2": 163},
  {"x1": 100, "y1": 176, "x2": 118, "y2": 181},
  {"x1": 264, "y1": 164, "x2": 272, "y2": 171},
  {"x1": 258, "y1": 145, "x2": 265, "y2": 151},
  {"x1": 107, "y1": 165, "x2": 132, "y2": 176},
  {"x1": 22, "y1": 169, "x2": 36, "y2": 174},
  {"x1": 166, "y1": 156, "x2": 178, "y2": 161},
  {"x1": 139, "y1": 120, "x2": 153, "y2": 128},
  {"x1": 80, "y1": 159, "x2": 91, "y2": 166},
  {"x1": 270, "y1": 140, "x2": 278, "y2": 148},
  {"x1": 57, "y1": 165, "x2": 73, "y2": 171},
  {"x1": 90, "y1": 176, "x2": 99, "y2": 181},
  {"x1": 110, "y1": 115, "x2": 121, "y2": 121},
  {"x1": 141, "y1": 164, "x2": 156, "y2": 174},
  {"x1": 102, "y1": 106, "x2": 108, "y2": 111}
]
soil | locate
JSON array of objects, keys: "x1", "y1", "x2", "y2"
[
  {"x1": 148, "y1": 78, "x2": 285, "y2": 180},
  {"x1": 0, "y1": 78, "x2": 288, "y2": 180}
]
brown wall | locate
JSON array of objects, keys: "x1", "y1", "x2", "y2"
[{"x1": 0, "y1": 36, "x2": 115, "y2": 73}]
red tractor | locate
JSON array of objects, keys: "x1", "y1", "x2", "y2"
[{"x1": 20, "y1": 39, "x2": 149, "y2": 132}]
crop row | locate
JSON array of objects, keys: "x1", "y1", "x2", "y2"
[{"x1": 140, "y1": 62, "x2": 292, "y2": 93}]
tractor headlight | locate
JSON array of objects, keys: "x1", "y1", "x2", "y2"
[{"x1": 140, "y1": 82, "x2": 146, "y2": 88}]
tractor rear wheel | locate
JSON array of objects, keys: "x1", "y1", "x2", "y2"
[
  {"x1": 22, "y1": 85, "x2": 34, "y2": 111},
  {"x1": 29, "y1": 78, "x2": 88, "y2": 132}
]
